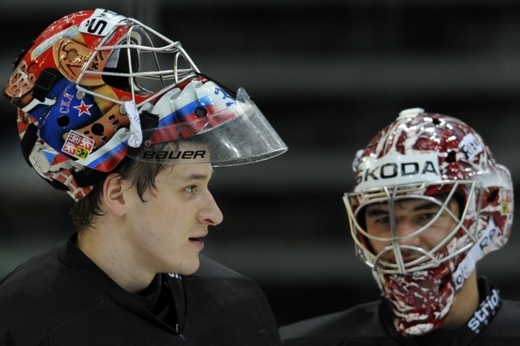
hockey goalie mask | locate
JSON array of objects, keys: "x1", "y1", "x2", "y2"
[
  {"x1": 343, "y1": 108, "x2": 513, "y2": 336},
  {"x1": 4, "y1": 9, "x2": 287, "y2": 201}
]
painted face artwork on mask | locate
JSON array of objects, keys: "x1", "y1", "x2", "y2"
[{"x1": 3, "y1": 8, "x2": 287, "y2": 201}]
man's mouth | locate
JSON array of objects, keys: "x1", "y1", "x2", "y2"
[{"x1": 189, "y1": 236, "x2": 205, "y2": 249}]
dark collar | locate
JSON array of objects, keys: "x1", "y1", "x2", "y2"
[
  {"x1": 59, "y1": 232, "x2": 186, "y2": 334},
  {"x1": 378, "y1": 277, "x2": 501, "y2": 346}
]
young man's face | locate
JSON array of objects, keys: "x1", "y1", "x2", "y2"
[
  {"x1": 122, "y1": 162, "x2": 223, "y2": 276},
  {"x1": 364, "y1": 197, "x2": 460, "y2": 265}
]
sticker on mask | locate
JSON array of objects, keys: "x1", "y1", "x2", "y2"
[
  {"x1": 355, "y1": 153, "x2": 440, "y2": 190},
  {"x1": 499, "y1": 189, "x2": 513, "y2": 216},
  {"x1": 62, "y1": 130, "x2": 95, "y2": 159},
  {"x1": 459, "y1": 134, "x2": 483, "y2": 161},
  {"x1": 79, "y1": 9, "x2": 127, "y2": 37}
]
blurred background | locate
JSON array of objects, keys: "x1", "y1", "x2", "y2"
[{"x1": 2, "y1": 0, "x2": 520, "y2": 327}]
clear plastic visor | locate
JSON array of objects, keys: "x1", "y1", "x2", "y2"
[
  {"x1": 121, "y1": 87, "x2": 287, "y2": 166},
  {"x1": 344, "y1": 181, "x2": 480, "y2": 274}
]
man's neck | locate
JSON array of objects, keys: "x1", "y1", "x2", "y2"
[{"x1": 76, "y1": 229, "x2": 155, "y2": 294}]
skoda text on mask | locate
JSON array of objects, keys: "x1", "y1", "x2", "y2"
[{"x1": 356, "y1": 153, "x2": 440, "y2": 191}]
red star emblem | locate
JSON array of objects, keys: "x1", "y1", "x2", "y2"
[{"x1": 73, "y1": 100, "x2": 93, "y2": 117}]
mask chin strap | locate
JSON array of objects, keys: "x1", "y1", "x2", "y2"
[{"x1": 21, "y1": 97, "x2": 55, "y2": 113}]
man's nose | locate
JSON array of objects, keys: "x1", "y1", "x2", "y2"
[
  {"x1": 198, "y1": 193, "x2": 224, "y2": 226},
  {"x1": 394, "y1": 219, "x2": 422, "y2": 247}
]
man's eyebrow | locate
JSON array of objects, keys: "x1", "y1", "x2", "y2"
[
  {"x1": 365, "y1": 208, "x2": 389, "y2": 218},
  {"x1": 365, "y1": 200, "x2": 441, "y2": 217},
  {"x1": 183, "y1": 174, "x2": 208, "y2": 182},
  {"x1": 410, "y1": 201, "x2": 441, "y2": 212},
  {"x1": 183, "y1": 169, "x2": 215, "y2": 182}
]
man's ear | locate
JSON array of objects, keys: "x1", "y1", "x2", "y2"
[{"x1": 102, "y1": 173, "x2": 128, "y2": 217}]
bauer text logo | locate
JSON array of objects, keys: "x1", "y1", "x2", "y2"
[{"x1": 141, "y1": 150, "x2": 207, "y2": 161}]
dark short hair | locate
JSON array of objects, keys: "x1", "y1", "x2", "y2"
[{"x1": 70, "y1": 158, "x2": 170, "y2": 230}]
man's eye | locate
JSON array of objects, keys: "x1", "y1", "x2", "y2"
[
  {"x1": 420, "y1": 212, "x2": 437, "y2": 220},
  {"x1": 375, "y1": 217, "x2": 390, "y2": 224},
  {"x1": 185, "y1": 185, "x2": 198, "y2": 193}
]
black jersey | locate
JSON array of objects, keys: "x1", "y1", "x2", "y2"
[
  {"x1": 0, "y1": 234, "x2": 281, "y2": 345},
  {"x1": 280, "y1": 278, "x2": 520, "y2": 346}
]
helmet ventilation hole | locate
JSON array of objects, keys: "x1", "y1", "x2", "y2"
[
  {"x1": 194, "y1": 107, "x2": 207, "y2": 118},
  {"x1": 91, "y1": 123, "x2": 105, "y2": 136},
  {"x1": 487, "y1": 189, "x2": 499, "y2": 203},
  {"x1": 57, "y1": 115, "x2": 70, "y2": 127},
  {"x1": 446, "y1": 151, "x2": 457, "y2": 163}
]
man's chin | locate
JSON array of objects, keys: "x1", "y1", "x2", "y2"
[{"x1": 169, "y1": 256, "x2": 201, "y2": 276}]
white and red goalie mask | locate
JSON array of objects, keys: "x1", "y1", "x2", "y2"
[{"x1": 344, "y1": 108, "x2": 513, "y2": 336}]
